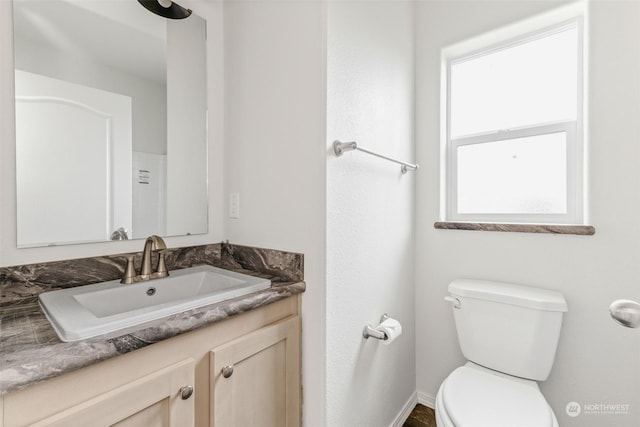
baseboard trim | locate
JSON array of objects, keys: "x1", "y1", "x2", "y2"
[
  {"x1": 417, "y1": 390, "x2": 436, "y2": 409},
  {"x1": 390, "y1": 391, "x2": 418, "y2": 427}
]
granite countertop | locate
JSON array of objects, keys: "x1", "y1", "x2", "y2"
[
  {"x1": 0, "y1": 243, "x2": 305, "y2": 396},
  {"x1": 0, "y1": 275, "x2": 305, "y2": 396}
]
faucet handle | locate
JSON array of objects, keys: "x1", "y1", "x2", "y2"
[
  {"x1": 121, "y1": 255, "x2": 137, "y2": 284},
  {"x1": 155, "y1": 250, "x2": 169, "y2": 278}
]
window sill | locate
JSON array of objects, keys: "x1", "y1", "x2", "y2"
[{"x1": 433, "y1": 221, "x2": 595, "y2": 236}]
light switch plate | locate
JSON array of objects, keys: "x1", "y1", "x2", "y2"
[{"x1": 229, "y1": 193, "x2": 240, "y2": 219}]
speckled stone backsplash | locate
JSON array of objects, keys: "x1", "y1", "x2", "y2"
[
  {"x1": 218, "y1": 243, "x2": 303, "y2": 282},
  {"x1": 0, "y1": 242, "x2": 303, "y2": 307}
]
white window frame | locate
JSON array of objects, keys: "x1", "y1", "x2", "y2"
[{"x1": 441, "y1": 9, "x2": 586, "y2": 225}]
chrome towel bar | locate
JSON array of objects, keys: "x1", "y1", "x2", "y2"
[{"x1": 333, "y1": 140, "x2": 419, "y2": 174}]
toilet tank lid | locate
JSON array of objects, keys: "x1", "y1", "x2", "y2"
[{"x1": 449, "y1": 279, "x2": 568, "y2": 312}]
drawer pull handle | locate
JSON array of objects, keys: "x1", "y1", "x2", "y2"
[
  {"x1": 221, "y1": 365, "x2": 234, "y2": 378},
  {"x1": 180, "y1": 385, "x2": 194, "y2": 400}
]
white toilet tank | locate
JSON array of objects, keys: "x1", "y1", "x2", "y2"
[{"x1": 448, "y1": 279, "x2": 568, "y2": 381}]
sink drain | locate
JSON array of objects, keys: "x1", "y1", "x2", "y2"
[{"x1": 146, "y1": 287, "x2": 156, "y2": 296}]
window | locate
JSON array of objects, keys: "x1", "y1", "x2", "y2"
[{"x1": 443, "y1": 17, "x2": 584, "y2": 225}]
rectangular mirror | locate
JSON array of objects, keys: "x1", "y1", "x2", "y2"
[{"x1": 12, "y1": 0, "x2": 208, "y2": 248}]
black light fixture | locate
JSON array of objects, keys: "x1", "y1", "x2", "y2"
[{"x1": 137, "y1": 0, "x2": 192, "y2": 19}]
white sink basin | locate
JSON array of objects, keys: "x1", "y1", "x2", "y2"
[{"x1": 39, "y1": 265, "x2": 271, "y2": 342}]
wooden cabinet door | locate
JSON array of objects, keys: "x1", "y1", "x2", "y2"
[
  {"x1": 28, "y1": 359, "x2": 195, "y2": 427},
  {"x1": 210, "y1": 317, "x2": 301, "y2": 427}
]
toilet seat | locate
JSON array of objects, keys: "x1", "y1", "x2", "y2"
[{"x1": 436, "y1": 364, "x2": 558, "y2": 427}]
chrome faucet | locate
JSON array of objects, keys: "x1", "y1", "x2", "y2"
[{"x1": 121, "y1": 235, "x2": 169, "y2": 284}]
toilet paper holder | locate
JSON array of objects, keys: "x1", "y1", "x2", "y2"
[{"x1": 363, "y1": 313, "x2": 390, "y2": 340}]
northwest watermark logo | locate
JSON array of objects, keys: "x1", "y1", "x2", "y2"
[
  {"x1": 566, "y1": 401, "x2": 630, "y2": 417},
  {"x1": 566, "y1": 402, "x2": 581, "y2": 417}
]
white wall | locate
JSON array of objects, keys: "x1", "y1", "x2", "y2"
[
  {"x1": 326, "y1": 1, "x2": 416, "y2": 425},
  {"x1": 415, "y1": 2, "x2": 640, "y2": 426},
  {"x1": 222, "y1": 1, "x2": 327, "y2": 425},
  {"x1": 224, "y1": 2, "x2": 417, "y2": 425}
]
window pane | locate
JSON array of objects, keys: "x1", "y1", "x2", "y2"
[
  {"x1": 450, "y1": 27, "x2": 578, "y2": 138},
  {"x1": 457, "y1": 132, "x2": 567, "y2": 214}
]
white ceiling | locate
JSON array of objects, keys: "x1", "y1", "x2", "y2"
[{"x1": 13, "y1": 0, "x2": 168, "y2": 84}]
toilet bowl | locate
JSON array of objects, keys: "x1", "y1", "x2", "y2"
[
  {"x1": 435, "y1": 279, "x2": 567, "y2": 427},
  {"x1": 435, "y1": 363, "x2": 559, "y2": 427}
]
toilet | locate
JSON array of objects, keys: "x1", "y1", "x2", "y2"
[{"x1": 435, "y1": 279, "x2": 568, "y2": 427}]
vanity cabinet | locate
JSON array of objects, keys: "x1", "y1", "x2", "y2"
[
  {"x1": 0, "y1": 296, "x2": 301, "y2": 427},
  {"x1": 211, "y1": 316, "x2": 301, "y2": 426}
]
